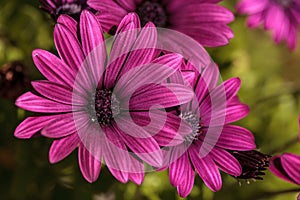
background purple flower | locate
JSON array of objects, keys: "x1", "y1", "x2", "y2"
[
  {"x1": 162, "y1": 62, "x2": 256, "y2": 197},
  {"x1": 270, "y1": 153, "x2": 300, "y2": 185},
  {"x1": 39, "y1": 0, "x2": 89, "y2": 20},
  {"x1": 270, "y1": 153, "x2": 300, "y2": 199},
  {"x1": 14, "y1": 11, "x2": 194, "y2": 184},
  {"x1": 237, "y1": 0, "x2": 300, "y2": 50},
  {"x1": 87, "y1": 0, "x2": 235, "y2": 47}
]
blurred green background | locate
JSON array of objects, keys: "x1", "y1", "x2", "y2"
[{"x1": 0, "y1": 0, "x2": 300, "y2": 199}]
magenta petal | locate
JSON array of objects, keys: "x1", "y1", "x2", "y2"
[
  {"x1": 14, "y1": 115, "x2": 56, "y2": 139},
  {"x1": 80, "y1": 10, "x2": 105, "y2": 55},
  {"x1": 128, "y1": 83, "x2": 194, "y2": 110},
  {"x1": 116, "y1": 0, "x2": 136, "y2": 10},
  {"x1": 281, "y1": 153, "x2": 300, "y2": 185},
  {"x1": 169, "y1": 152, "x2": 194, "y2": 197},
  {"x1": 177, "y1": 163, "x2": 194, "y2": 198},
  {"x1": 49, "y1": 134, "x2": 80, "y2": 163},
  {"x1": 115, "y1": 53, "x2": 183, "y2": 98},
  {"x1": 199, "y1": 78, "x2": 241, "y2": 120},
  {"x1": 57, "y1": 14, "x2": 78, "y2": 34},
  {"x1": 102, "y1": 126, "x2": 130, "y2": 183},
  {"x1": 189, "y1": 146, "x2": 222, "y2": 192},
  {"x1": 114, "y1": 119, "x2": 163, "y2": 167},
  {"x1": 31, "y1": 81, "x2": 73, "y2": 105},
  {"x1": 87, "y1": 0, "x2": 127, "y2": 32},
  {"x1": 171, "y1": 4, "x2": 234, "y2": 24},
  {"x1": 169, "y1": 152, "x2": 195, "y2": 197},
  {"x1": 214, "y1": 125, "x2": 256, "y2": 150},
  {"x1": 237, "y1": 0, "x2": 268, "y2": 14},
  {"x1": 77, "y1": 11, "x2": 106, "y2": 90},
  {"x1": 104, "y1": 13, "x2": 140, "y2": 89},
  {"x1": 129, "y1": 111, "x2": 185, "y2": 146},
  {"x1": 210, "y1": 148, "x2": 242, "y2": 176},
  {"x1": 269, "y1": 155, "x2": 295, "y2": 184},
  {"x1": 16, "y1": 92, "x2": 73, "y2": 113},
  {"x1": 41, "y1": 113, "x2": 76, "y2": 138},
  {"x1": 32, "y1": 49, "x2": 75, "y2": 86},
  {"x1": 116, "y1": 22, "x2": 159, "y2": 80},
  {"x1": 78, "y1": 144, "x2": 102, "y2": 183},
  {"x1": 54, "y1": 23, "x2": 85, "y2": 71},
  {"x1": 128, "y1": 157, "x2": 145, "y2": 185},
  {"x1": 194, "y1": 62, "x2": 220, "y2": 102}
]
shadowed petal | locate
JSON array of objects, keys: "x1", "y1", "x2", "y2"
[
  {"x1": 130, "y1": 111, "x2": 186, "y2": 146},
  {"x1": 78, "y1": 144, "x2": 102, "y2": 183},
  {"x1": 128, "y1": 83, "x2": 194, "y2": 110},
  {"x1": 211, "y1": 125, "x2": 256, "y2": 150},
  {"x1": 87, "y1": 0, "x2": 127, "y2": 32},
  {"x1": 16, "y1": 92, "x2": 73, "y2": 113},
  {"x1": 49, "y1": 134, "x2": 80, "y2": 163},
  {"x1": 41, "y1": 113, "x2": 77, "y2": 138},
  {"x1": 115, "y1": 53, "x2": 183, "y2": 98},
  {"x1": 57, "y1": 14, "x2": 77, "y2": 34},
  {"x1": 32, "y1": 49, "x2": 75, "y2": 87},
  {"x1": 114, "y1": 119, "x2": 163, "y2": 167},
  {"x1": 31, "y1": 80, "x2": 74, "y2": 105},
  {"x1": 116, "y1": 22, "x2": 159, "y2": 80},
  {"x1": 102, "y1": 126, "x2": 130, "y2": 183},
  {"x1": 210, "y1": 148, "x2": 242, "y2": 176},
  {"x1": 269, "y1": 155, "x2": 296, "y2": 183},
  {"x1": 281, "y1": 153, "x2": 300, "y2": 185},
  {"x1": 14, "y1": 115, "x2": 57, "y2": 139},
  {"x1": 189, "y1": 145, "x2": 222, "y2": 192},
  {"x1": 54, "y1": 23, "x2": 85, "y2": 71},
  {"x1": 104, "y1": 13, "x2": 140, "y2": 89},
  {"x1": 78, "y1": 10, "x2": 106, "y2": 90},
  {"x1": 128, "y1": 157, "x2": 145, "y2": 185}
]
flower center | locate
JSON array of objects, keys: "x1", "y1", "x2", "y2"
[
  {"x1": 275, "y1": 0, "x2": 293, "y2": 7},
  {"x1": 180, "y1": 112, "x2": 201, "y2": 145},
  {"x1": 136, "y1": 1, "x2": 167, "y2": 27},
  {"x1": 56, "y1": 3, "x2": 83, "y2": 16},
  {"x1": 89, "y1": 89, "x2": 120, "y2": 126},
  {"x1": 230, "y1": 150, "x2": 271, "y2": 181}
]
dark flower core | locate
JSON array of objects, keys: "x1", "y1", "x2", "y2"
[
  {"x1": 56, "y1": 3, "x2": 83, "y2": 16},
  {"x1": 136, "y1": 1, "x2": 168, "y2": 27},
  {"x1": 231, "y1": 150, "x2": 271, "y2": 180},
  {"x1": 180, "y1": 112, "x2": 201, "y2": 145},
  {"x1": 275, "y1": 0, "x2": 293, "y2": 7},
  {"x1": 88, "y1": 89, "x2": 120, "y2": 126}
]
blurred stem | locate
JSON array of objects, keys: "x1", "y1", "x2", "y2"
[
  {"x1": 255, "y1": 84, "x2": 300, "y2": 105},
  {"x1": 251, "y1": 188, "x2": 300, "y2": 199},
  {"x1": 268, "y1": 136, "x2": 299, "y2": 155}
]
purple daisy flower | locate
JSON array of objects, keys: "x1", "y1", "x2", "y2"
[
  {"x1": 14, "y1": 11, "x2": 194, "y2": 183},
  {"x1": 39, "y1": 0, "x2": 89, "y2": 20},
  {"x1": 270, "y1": 153, "x2": 300, "y2": 199},
  {"x1": 270, "y1": 153, "x2": 300, "y2": 185},
  {"x1": 162, "y1": 62, "x2": 256, "y2": 197},
  {"x1": 237, "y1": 0, "x2": 300, "y2": 50},
  {"x1": 87, "y1": 0, "x2": 235, "y2": 47}
]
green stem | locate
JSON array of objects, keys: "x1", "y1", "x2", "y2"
[
  {"x1": 251, "y1": 188, "x2": 300, "y2": 199},
  {"x1": 268, "y1": 136, "x2": 299, "y2": 155}
]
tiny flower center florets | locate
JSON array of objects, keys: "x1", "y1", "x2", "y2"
[
  {"x1": 56, "y1": 3, "x2": 82, "y2": 16},
  {"x1": 275, "y1": 0, "x2": 293, "y2": 7},
  {"x1": 89, "y1": 89, "x2": 120, "y2": 126},
  {"x1": 136, "y1": 1, "x2": 167, "y2": 27},
  {"x1": 180, "y1": 112, "x2": 201, "y2": 145}
]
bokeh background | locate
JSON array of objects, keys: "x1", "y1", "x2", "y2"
[{"x1": 0, "y1": 0, "x2": 300, "y2": 199}]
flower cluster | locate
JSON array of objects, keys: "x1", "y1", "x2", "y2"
[
  {"x1": 237, "y1": 0, "x2": 300, "y2": 50},
  {"x1": 12, "y1": 0, "x2": 300, "y2": 199}
]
